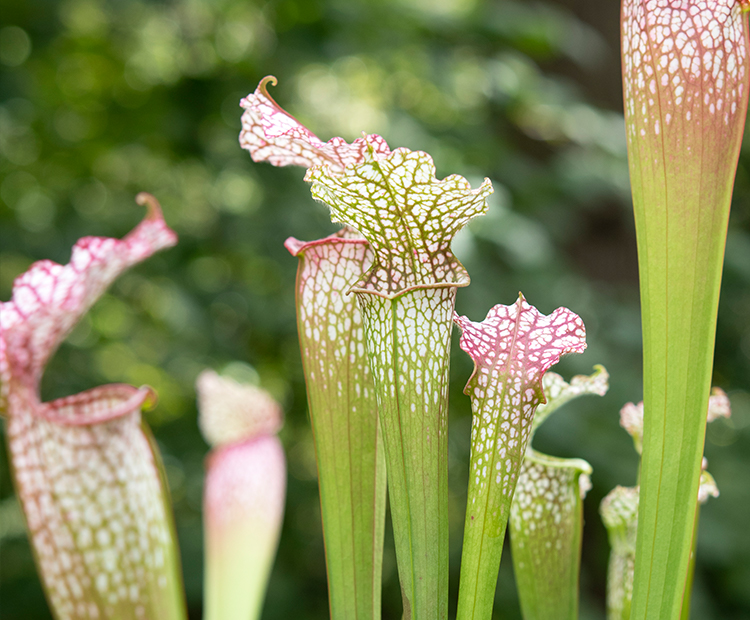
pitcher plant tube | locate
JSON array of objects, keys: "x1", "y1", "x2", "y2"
[
  {"x1": 621, "y1": 1, "x2": 750, "y2": 616},
  {"x1": 197, "y1": 369, "x2": 286, "y2": 620},
  {"x1": 307, "y1": 146, "x2": 492, "y2": 620},
  {"x1": 509, "y1": 367, "x2": 609, "y2": 620},
  {"x1": 0, "y1": 194, "x2": 186, "y2": 620},
  {"x1": 241, "y1": 76, "x2": 389, "y2": 620},
  {"x1": 285, "y1": 232, "x2": 387, "y2": 620},
  {"x1": 453, "y1": 296, "x2": 587, "y2": 620}
]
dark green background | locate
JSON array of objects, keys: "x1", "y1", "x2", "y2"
[{"x1": 1, "y1": 0, "x2": 749, "y2": 618}]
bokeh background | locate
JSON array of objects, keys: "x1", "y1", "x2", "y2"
[{"x1": 1, "y1": 0, "x2": 750, "y2": 618}]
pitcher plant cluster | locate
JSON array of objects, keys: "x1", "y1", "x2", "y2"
[{"x1": 0, "y1": 1, "x2": 748, "y2": 619}]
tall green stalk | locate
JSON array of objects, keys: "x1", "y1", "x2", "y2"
[
  {"x1": 621, "y1": 2, "x2": 750, "y2": 617},
  {"x1": 308, "y1": 147, "x2": 492, "y2": 619},
  {"x1": 240, "y1": 78, "x2": 389, "y2": 620},
  {"x1": 287, "y1": 232, "x2": 386, "y2": 620},
  {"x1": 454, "y1": 297, "x2": 587, "y2": 620}
]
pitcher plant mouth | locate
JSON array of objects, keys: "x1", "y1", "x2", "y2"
[
  {"x1": 240, "y1": 76, "x2": 391, "y2": 620},
  {"x1": 304, "y1": 141, "x2": 492, "y2": 620},
  {"x1": 454, "y1": 295, "x2": 588, "y2": 620},
  {"x1": 35, "y1": 384, "x2": 156, "y2": 426},
  {"x1": 0, "y1": 195, "x2": 186, "y2": 620}
]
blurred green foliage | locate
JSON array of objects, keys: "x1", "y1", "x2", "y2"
[{"x1": 1, "y1": 0, "x2": 749, "y2": 618}]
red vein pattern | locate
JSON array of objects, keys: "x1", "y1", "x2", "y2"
[
  {"x1": 621, "y1": 6, "x2": 750, "y2": 613},
  {"x1": 286, "y1": 231, "x2": 386, "y2": 619},
  {"x1": 0, "y1": 195, "x2": 184, "y2": 620},
  {"x1": 456, "y1": 296, "x2": 587, "y2": 505},
  {"x1": 239, "y1": 76, "x2": 390, "y2": 173},
  {"x1": 307, "y1": 147, "x2": 492, "y2": 297},
  {"x1": 304, "y1": 146, "x2": 491, "y2": 619},
  {"x1": 623, "y1": 0, "x2": 749, "y2": 151},
  {"x1": 240, "y1": 78, "x2": 389, "y2": 618},
  {"x1": 455, "y1": 295, "x2": 586, "y2": 620}
]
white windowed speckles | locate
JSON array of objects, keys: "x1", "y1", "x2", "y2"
[
  {"x1": 455, "y1": 295, "x2": 586, "y2": 534},
  {"x1": 455, "y1": 300, "x2": 592, "y2": 620},
  {"x1": 307, "y1": 148, "x2": 492, "y2": 297},
  {"x1": 0, "y1": 196, "x2": 184, "y2": 620},
  {"x1": 622, "y1": 0, "x2": 748, "y2": 141},
  {"x1": 354, "y1": 285, "x2": 455, "y2": 617},
  {"x1": 286, "y1": 230, "x2": 387, "y2": 618},
  {"x1": 509, "y1": 452, "x2": 592, "y2": 616},
  {"x1": 303, "y1": 142, "x2": 490, "y2": 618},
  {"x1": 239, "y1": 76, "x2": 390, "y2": 173},
  {"x1": 287, "y1": 231, "x2": 376, "y2": 403},
  {"x1": 600, "y1": 485, "x2": 640, "y2": 620},
  {"x1": 505, "y1": 366, "x2": 605, "y2": 619}
]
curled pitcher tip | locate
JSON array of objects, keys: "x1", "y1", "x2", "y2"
[{"x1": 135, "y1": 192, "x2": 162, "y2": 218}]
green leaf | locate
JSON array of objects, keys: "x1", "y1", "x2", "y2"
[
  {"x1": 621, "y1": 2, "x2": 750, "y2": 617},
  {"x1": 0, "y1": 196, "x2": 186, "y2": 620},
  {"x1": 287, "y1": 231, "x2": 387, "y2": 620},
  {"x1": 308, "y1": 148, "x2": 492, "y2": 619},
  {"x1": 454, "y1": 296, "x2": 587, "y2": 620}
]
